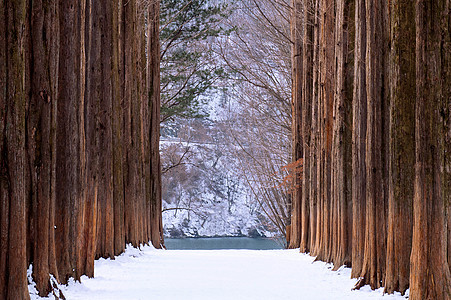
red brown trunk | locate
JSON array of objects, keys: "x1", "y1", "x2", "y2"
[
  {"x1": 356, "y1": 0, "x2": 387, "y2": 290},
  {"x1": 351, "y1": 0, "x2": 367, "y2": 279},
  {"x1": 331, "y1": 0, "x2": 354, "y2": 270},
  {"x1": 148, "y1": 0, "x2": 164, "y2": 248},
  {"x1": 3, "y1": 2, "x2": 29, "y2": 298},
  {"x1": 384, "y1": 0, "x2": 415, "y2": 295},
  {"x1": 112, "y1": 0, "x2": 125, "y2": 256},
  {"x1": 302, "y1": 0, "x2": 315, "y2": 253},
  {"x1": 289, "y1": 0, "x2": 303, "y2": 250},
  {"x1": 410, "y1": 0, "x2": 451, "y2": 298}
]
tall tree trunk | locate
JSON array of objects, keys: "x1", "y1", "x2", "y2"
[
  {"x1": 47, "y1": 1, "x2": 60, "y2": 282},
  {"x1": 289, "y1": 0, "x2": 303, "y2": 250},
  {"x1": 123, "y1": 0, "x2": 138, "y2": 246},
  {"x1": 93, "y1": 0, "x2": 114, "y2": 260},
  {"x1": 441, "y1": 0, "x2": 451, "y2": 280},
  {"x1": 56, "y1": 0, "x2": 84, "y2": 283},
  {"x1": 331, "y1": 0, "x2": 354, "y2": 270},
  {"x1": 302, "y1": 0, "x2": 314, "y2": 253},
  {"x1": 28, "y1": 0, "x2": 60, "y2": 294},
  {"x1": 310, "y1": 0, "x2": 321, "y2": 257},
  {"x1": 0, "y1": 0, "x2": 7, "y2": 296},
  {"x1": 410, "y1": 0, "x2": 451, "y2": 298},
  {"x1": 2, "y1": 2, "x2": 29, "y2": 298},
  {"x1": 148, "y1": 0, "x2": 163, "y2": 248},
  {"x1": 320, "y1": 0, "x2": 334, "y2": 263},
  {"x1": 112, "y1": 0, "x2": 125, "y2": 256},
  {"x1": 351, "y1": 0, "x2": 367, "y2": 279},
  {"x1": 384, "y1": 0, "x2": 415, "y2": 295},
  {"x1": 356, "y1": 0, "x2": 387, "y2": 290},
  {"x1": 137, "y1": 3, "x2": 147, "y2": 246}
]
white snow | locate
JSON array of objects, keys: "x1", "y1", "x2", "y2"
[
  {"x1": 30, "y1": 245, "x2": 408, "y2": 300},
  {"x1": 160, "y1": 133, "x2": 274, "y2": 238}
]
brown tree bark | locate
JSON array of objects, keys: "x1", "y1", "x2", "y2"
[
  {"x1": 92, "y1": 0, "x2": 114, "y2": 260},
  {"x1": 410, "y1": 0, "x2": 451, "y2": 299},
  {"x1": 350, "y1": 0, "x2": 367, "y2": 279},
  {"x1": 288, "y1": 0, "x2": 450, "y2": 297},
  {"x1": 148, "y1": 0, "x2": 164, "y2": 249},
  {"x1": 123, "y1": 0, "x2": 138, "y2": 246},
  {"x1": 320, "y1": 0, "x2": 335, "y2": 263},
  {"x1": 441, "y1": 0, "x2": 451, "y2": 279},
  {"x1": 112, "y1": 0, "x2": 125, "y2": 256},
  {"x1": 137, "y1": 3, "x2": 147, "y2": 246},
  {"x1": 28, "y1": 0, "x2": 60, "y2": 294},
  {"x1": 46, "y1": 1, "x2": 60, "y2": 282},
  {"x1": 0, "y1": 0, "x2": 7, "y2": 295},
  {"x1": 384, "y1": 0, "x2": 415, "y2": 295},
  {"x1": 0, "y1": 0, "x2": 163, "y2": 298},
  {"x1": 302, "y1": 0, "x2": 315, "y2": 253},
  {"x1": 310, "y1": 0, "x2": 321, "y2": 257},
  {"x1": 289, "y1": 0, "x2": 303, "y2": 250},
  {"x1": 56, "y1": 0, "x2": 85, "y2": 283},
  {"x1": 331, "y1": 0, "x2": 354, "y2": 270},
  {"x1": 3, "y1": 2, "x2": 30, "y2": 298},
  {"x1": 355, "y1": 0, "x2": 387, "y2": 290}
]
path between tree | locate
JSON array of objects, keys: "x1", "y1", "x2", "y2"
[{"x1": 32, "y1": 246, "x2": 407, "y2": 300}]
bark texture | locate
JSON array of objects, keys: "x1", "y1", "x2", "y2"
[
  {"x1": 0, "y1": 0, "x2": 163, "y2": 298},
  {"x1": 384, "y1": 0, "x2": 415, "y2": 294},
  {"x1": 288, "y1": 0, "x2": 303, "y2": 250},
  {"x1": 410, "y1": 0, "x2": 451, "y2": 299},
  {"x1": 289, "y1": 0, "x2": 451, "y2": 298}
]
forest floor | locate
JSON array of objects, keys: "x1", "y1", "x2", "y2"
[{"x1": 29, "y1": 245, "x2": 408, "y2": 300}]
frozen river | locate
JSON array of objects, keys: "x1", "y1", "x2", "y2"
[{"x1": 164, "y1": 237, "x2": 284, "y2": 250}]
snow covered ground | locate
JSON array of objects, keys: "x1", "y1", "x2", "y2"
[{"x1": 30, "y1": 245, "x2": 408, "y2": 300}]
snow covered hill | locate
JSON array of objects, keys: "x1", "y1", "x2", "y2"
[
  {"x1": 160, "y1": 92, "x2": 284, "y2": 239},
  {"x1": 160, "y1": 120, "x2": 276, "y2": 238}
]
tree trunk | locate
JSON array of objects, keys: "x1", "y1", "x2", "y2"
[
  {"x1": 331, "y1": 0, "x2": 354, "y2": 270},
  {"x1": 289, "y1": 0, "x2": 303, "y2": 250},
  {"x1": 310, "y1": 0, "x2": 321, "y2": 257},
  {"x1": 356, "y1": 0, "x2": 387, "y2": 290},
  {"x1": 148, "y1": 0, "x2": 164, "y2": 249},
  {"x1": 410, "y1": 0, "x2": 451, "y2": 299},
  {"x1": 123, "y1": 0, "x2": 138, "y2": 246},
  {"x1": 112, "y1": 0, "x2": 125, "y2": 256},
  {"x1": 98, "y1": 0, "x2": 115, "y2": 259},
  {"x1": 351, "y1": 0, "x2": 367, "y2": 279},
  {"x1": 0, "y1": 0, "x2": 7, "y2": 296},
  {"x1": 302, "y1": 0, "x2": 314, "y2": 253},
  {"x1": 28, "y1": 0, "x2": 60, "y2": 294},
  {"x1": 384, "y1": 0, "x2": 415, "y2": 295},
  {"x1": 320, "y1": 0, "x2": 334, "y2": 263},
  {"x1": 2, "y1": 2, "x2": 29, "y2": 298}
]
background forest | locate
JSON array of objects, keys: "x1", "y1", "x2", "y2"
[{"x1": 159, "y1": 0, "x2": 293, "y2": 240}]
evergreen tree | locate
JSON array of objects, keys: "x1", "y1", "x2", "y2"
[{"x1": 160, "y1": 0, "x2": 233, "y2": 122}]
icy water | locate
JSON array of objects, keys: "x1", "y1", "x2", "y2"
[{"x1": 164, "y1": 237, "x2": 284, "y2": 250}]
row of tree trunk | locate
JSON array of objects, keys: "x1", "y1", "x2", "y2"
[
  {"x1": 0, "y1": 0, "x2": 163, "y2": 299},
  {"x1": 288, "y1": 0, "x2": 450, "y2": 299}
]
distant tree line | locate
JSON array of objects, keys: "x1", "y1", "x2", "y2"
[
  {"x1": 219, "y1": 0, "x2": 293, "y2": 238},
  {"x1": 0, "y1": 0, "x2": 163, "y2": 299},
  {"x1": 288, "y1": 0, "x2": 450, "y2": 299}
]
